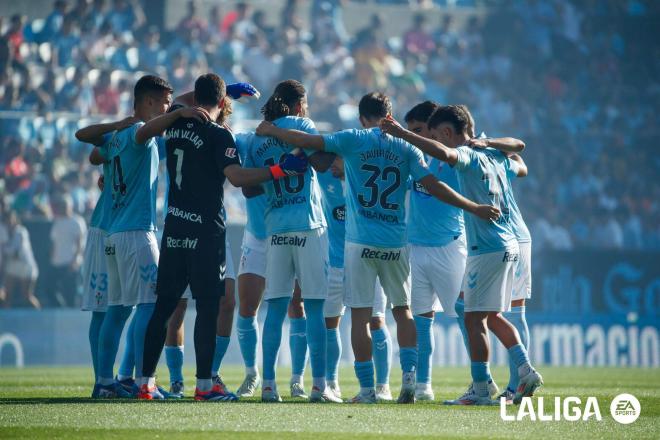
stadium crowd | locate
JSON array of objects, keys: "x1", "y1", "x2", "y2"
[{"x1": 0, "y1": 0, "x2": 658, "y2": 308}]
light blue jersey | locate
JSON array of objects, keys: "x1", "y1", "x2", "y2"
[
  {"x1": 235, "y1": 133, "x2": 267, "y2": 240},
  {"x1": 323, "y1": 128, "x2": 430, "y2": 248},
  {"x1": 106, "y1": 122, "x2": 159, "y2": 234},
  {"x1": 243, "y1": 116, "x2": 325, "y2": 235},
  {"x1": 407, "y1": 155, "x2": 464, "y2": 246},
  {"x1": 89, "y1": 135, "x2": 113, "y2": 231},
  {"x1": 453, "y1": 146, "x2": 518, "y2": 255},
  {"x1": 505, "y1": 158, "x2": 531, "y2": 243},
  {"x1": 317, "y1": 171, "x2": 345, "y2": 268}
]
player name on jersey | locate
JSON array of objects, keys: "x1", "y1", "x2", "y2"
[{"x1": 164, "y1": 127, "x2": 204, "y2": 149}]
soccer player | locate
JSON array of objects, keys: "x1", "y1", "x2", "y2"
[
  {"x1": 76, "y1": 116, "x2": 138, "y2": 397},
  {"x1": 256, "y1": 92, "x2": 499, "y2": 404},
  {"x1": 319, "y1": 156, "x2": 394, "y2": 401},
  {"x1": 403, "y1": 101, "x2": 468, "y2": 401},
  {"x1": 241, "y1": 79, "x2": 340, "y2": 403},
  {"x1": 459, "y1": 109, "x2": 533, "y2": 404},
  {"x1": 136, "y1": 73, "x2": 307, "y2": 400},
  {"x1": 80, "y1": 75, "x2": 173, "y2": 398},
  {"x1": 380, "y1": 105, "x2": 543, "y2": 405}
]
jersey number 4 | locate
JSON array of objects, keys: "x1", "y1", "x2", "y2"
[{"x1": 358, "y1": 164, "x2": 400, "y2": 210}]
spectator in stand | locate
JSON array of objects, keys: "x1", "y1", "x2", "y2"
[
  {"x1": 2, "y1": 210, "x2": 41, "y2": 308},
  {"x1": 49, "y1": 195, "x2": 86, "y2": 308},
  {"x1": 403, "y1": 13, "x2": 435, "y2": 57},
  {"x1": 94, "y1": 70, "x2": 119, "y2": 115},
  {"x1": 52, "y1": 15, "x2": 81, "y2": 67},
  {"x1": 56, "y1": 68, "x2": 94, "y2": 114}
]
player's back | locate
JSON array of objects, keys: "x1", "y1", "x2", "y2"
[
  {"x1": 317, "y1": 170, "x2": 346, "y2": 268},
  {"x1": 235, "y1": 133, "x2": 268, "y2": 240},
  {"x1": 243, "y1": 116, "x2": 325, "y2": 235},
  {"x1": 164, "y1": 115, "x2": 238, "y2": 231},
  {"x1": 502, "y1": 161, "x2": 531, "y2": 243},
  {"x1": 453, "y1": 146, "x2": 518, "y2": 254},
  {"x1": 323, "y1": 127, "x2": 430, "y2": 248},
  {"x1": 408, "y1": 155, "x2": 464, "y2": 246},
  {"x1": 106, "y1": 122, "x2": 159, "y2": 234}
]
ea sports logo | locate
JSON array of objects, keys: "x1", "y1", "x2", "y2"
[{"x1": 610, "y1": 394, "x2": 640, "y2": 424}]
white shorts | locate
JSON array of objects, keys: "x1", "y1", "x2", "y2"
[
  {"x1": 344, "y1": 242, "x2": 410, "y2": 309},
  {"x1": 106, "y1": 230, "x2": 159, "y2": 307},
  {"x1": 180, "y1": 239, "x2": 235, "y2": 300},
  {"x1": 462, "y1": 247, "x2": 519, "y2": 313},
  {"x1": 324, "y1": 266, "x2": 388, "y2": 318},
  {"x1": 238, "y1": 230, "x2": 266, "y2": 278},
  {"x1": 81, "y1": 227, "x2": 109, "y2": 312},
  {"x1": 264, "y1": 228, "x2": 328, "y2": 300},
  {"x1": 512, "y1": 241, "x2": 532, "y2": 301},
  {"x1": 5, "y1": 260, "x2": 38, "y2": 281},
  {"x1": 410, "y1": 237, "x2": 467, "y2": 317}
]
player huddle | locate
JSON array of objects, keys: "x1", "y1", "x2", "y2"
[{"x1": 76, "y1": 71, "x2": 542, "y2": 406}]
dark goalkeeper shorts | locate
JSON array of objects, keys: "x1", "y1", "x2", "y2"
[{"x1": 156, "y1": 222, "x2": 227, "y2": 300}]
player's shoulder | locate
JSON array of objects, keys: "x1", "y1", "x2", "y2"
[
  {"x1": 277, "y1": 116, "x2": 317, "y2": 132},
  {"x1": 206, "y1": 121, "x2": 234, "y2": 141}
]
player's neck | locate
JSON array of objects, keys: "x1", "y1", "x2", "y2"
[
  {"x1": 456, "y1": 133, "x2": 470, "y2": 146},
  {"x1": 200, "y1": 106, "x2": 221, "y2": 122}
]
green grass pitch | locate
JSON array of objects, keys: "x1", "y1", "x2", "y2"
[{"x1": 0, "y1": 366, "x2": 658, "y2": 439}]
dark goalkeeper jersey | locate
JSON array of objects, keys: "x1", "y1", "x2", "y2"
[{"x1": 163, "y1": 104, "x2": 241, "y2": 232}]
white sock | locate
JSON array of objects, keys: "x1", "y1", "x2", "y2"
[
  {"x1": 197, "y1": 379, "x2": 213, "y2": 392},
  {"x1": 312, "y1": 377, "x2": 326, "y2": 391},
  {"x1": 473, "y1": 381, "x2": 489, "y2": 397},
  {"x1": 117, "y1": 374, "x2": 132, "y2": 381},
  {"x1": 147, "y1": 377, "x2": 156, "y2": 388},
  {"x1": 99, "y1": 377, "x2": 114, "y2": 386},
  {"x1": 518, "y1": 362, "x2": 532, "y2": 378},
  {"x1": 291, "y1": 374, "x2": 303, "y2": 385},
  {"x1": 263, "y1": 379, "x2": 276, "y2": 390},
  {"x1": 246, "y1": 366, "x2": 258, "y2": 376}
]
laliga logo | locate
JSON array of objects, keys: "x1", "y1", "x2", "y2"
[
  {"x1": 501, "y1": 397, "x2": 602, "y2": 422},
  {"x1": 501, "y1": 394, "x2": 641, "y2": 424}
]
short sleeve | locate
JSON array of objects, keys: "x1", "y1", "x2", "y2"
[
  {"x1": 156, "y1": 137, "x2": 167, "y2": 161},
  {"x1": 453, "y1": 146, "x2": 474, "y2": 171},
  {"x1": 407, "y1": 142, "x2": 431, "y2": 181},
  {"x1": 506, "y1": 158, "x2": 521, "y2": 180},
  {"x1": 235, "y1": 133, "x2": 254, "y2": 167},
  {"x1": 297, "y1": 118, "x2": 320, "y2": 156},
  {"x1": 215, "y1": 129, "x2": 241, "y2": 172},
  {"x1": 130, "y1": 121, "x2": 147, "y2": 147},
  {"x1": 323, "y1": 129, "x2": 358, "y2": 156}
]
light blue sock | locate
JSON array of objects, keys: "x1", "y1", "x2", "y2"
[
  {"x1": 212, "y1": 336, "x2": 231, "y2": 376},
  {"x1": 414, "y1": 315, "x2": 433, "y2": 384},
  {"x1": 262, "y1": 297, "x2": 289, "y2": 381},
  {"x1": 237, "y1": 315, "x2": 258, "y2": 371},
  {"x1": 326, "y1": 327, "x2": 341, "y2": 382},
  {"x1": 470, "y1": 361, "x2": 491, "y2": 383},
  {"x1": 371, "y1": 326, "x2": 392, "y2": 385},
  {"x1": 504, "y1": 306, "x2": 529, "y2": 391},
  {"x1": 117, "y1": 311, "x2": 136, "y2": 379},
  {"x1": 399, "y1": 347, "x2": 418, "y2": 375},
  {"x1": 303, "y1": 299, "x2": 326, "y2": 382},
  {"x1": 97, "y1": 305, "x2": 132, "y2": 382},
  {"x1": 289, "y1": 316, "x2": 308, "y2": 377},
  {"x1": 508, "y1": 343, "x2": 530, "y2": 369},
  {"x1": 165, "y1": 345, "x2": 184, "y2": 383},
  {"x1": 354, "y1": 360, "x2": 375, "y2": 389},
  {"x1": 88, "y1": 311, "x2": 105, "y2": 381},
  {"x1": 132, "y1": 303, "x2": 155, "y2": 380},
  {"x1": 454, "y1": 297, "x2": 470, "y2": 354}
]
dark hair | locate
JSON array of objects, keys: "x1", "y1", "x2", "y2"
[
  {"x1": 404, "y1": 100, "x2": 439, "y2": 123},
  {"x1": 194, "y1": 73, "x2": 226, "y2": 106},
  {"x1": 427, "y1": 105, "x2": 470, "y2": 134},
  {"x1": 261, "y1": 79, "x2": 306, "y2": 122},
  {"x1": 358, "y1": 92, "x2": 391, "y2": 121},
  {"x1": 133, "y1": 75, "x2": 173, "y2": 107}
]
